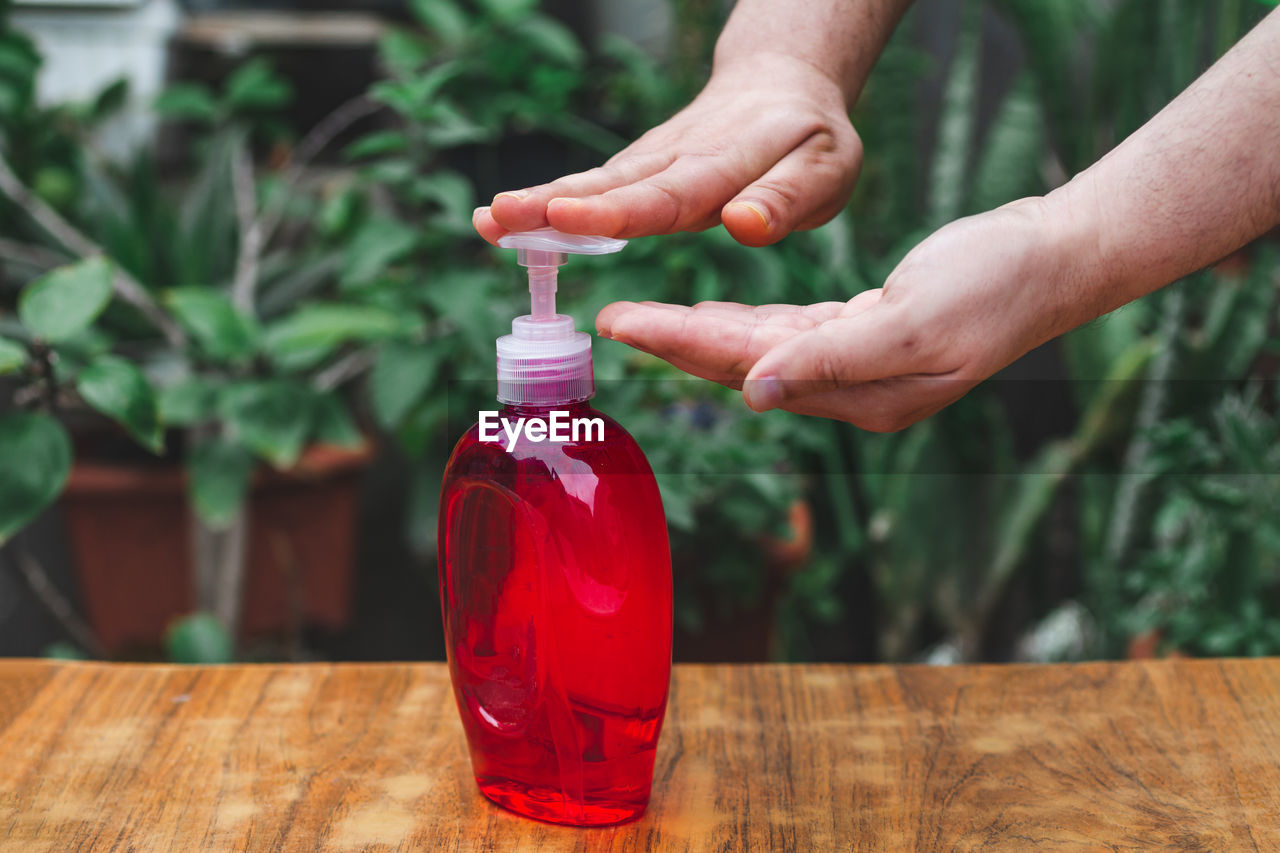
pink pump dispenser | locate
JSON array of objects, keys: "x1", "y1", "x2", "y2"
[{"x1": 438, "y1": 227, "x2": 673, "y2": 827}]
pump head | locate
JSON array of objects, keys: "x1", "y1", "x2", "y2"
[{"x1": 494, "y1": 228, "x2": 627, "y2": 405}]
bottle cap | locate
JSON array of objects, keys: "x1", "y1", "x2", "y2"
[{"x1": 494, "y1": 228, "x2": 627, "y2": 405}]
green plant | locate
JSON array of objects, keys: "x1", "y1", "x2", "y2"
[
  {"x1": 773, "y1": 0, "x2": 1280, "y2": 662},
  {"x1": 0, "y1": 37, "x2": 424, "y2": 648},
  {"x1": 1112, "y1": 388, "x2": 1280, "y2": 657}
]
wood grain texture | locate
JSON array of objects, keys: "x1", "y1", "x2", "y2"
[{"x1": 2, "y1": 660, "x2": 1279, "y2": 851}]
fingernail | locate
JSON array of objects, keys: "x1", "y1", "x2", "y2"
[
  {"x1": 472, "y1": 205, "x2": 490, "y2": 218},
  {"x1": 495, "y1": 189, "x2": 531, "y2": 202},
  {"x1": 548, "y1": 197, "x2": 583, "y2": 209},
  {"x1": 746, "y1": 375, "x2": 783, "y2": 411},
  {"x1": 596, "y1": 326, "x2": 613, "y2": 340},
  {"x1": 727, "y1": 200, "x2": 770, "y2": 231}
]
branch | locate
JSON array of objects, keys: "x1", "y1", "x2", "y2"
[
  {"x1": 0, "y1": 153, "x2": 186, "y2": 348},
  {"x1": 257, "y1": 96, "x2": 383, "y2": 244},
  {"x1": 14, "y1": 546, "x2": 107, "y2": 659},
  {"x1": 313, "y1": 349, "x2": 375, "y2": 391},
  {"x1": 230, "y1": 142, "x2": 263, "y2": 315}
]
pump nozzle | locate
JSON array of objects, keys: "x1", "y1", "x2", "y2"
[
  {"x1": 493, "y1": 228, "x2": 628, "y2": 405},
  {"x1": 498, "y1": 228, "x2": 626, "y2": 321}
]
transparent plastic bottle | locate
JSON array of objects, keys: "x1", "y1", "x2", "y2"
[{"x1": 438, "y1": 228, "x2": 673, "y2": 826}]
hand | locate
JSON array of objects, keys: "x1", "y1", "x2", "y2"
[
  {"x1": 595, "y1": 198, "x2": 1094, "y2": 431},
  {"x1": 474, "y1": 53, "x2": 862, "y2": 248}
]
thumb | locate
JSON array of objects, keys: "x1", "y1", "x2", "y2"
[{"x1": 741, "y1": 300, "x2": 925, "y2": 411}]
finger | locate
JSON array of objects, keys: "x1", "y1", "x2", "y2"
[
  {"x1": 598, "y1": 301, "x2": 801, "y2": 379},
  {"x1": 489, "y1": 152, "x2": 673, "y2": 232},
  {"x1": 722, "y1": 126, "x2": 862, "y2": 247},
  {"x1": 598, "y1": 301, "x2": 823, "y2": 387},
  {"x1": 472, "y1": 206, "x2": 506, "y2": 245},
  {"x1": 546, "y1": 150, "x2": 761, "y2": 238},
  {"x1": 609, "y1": 338, "x2": 748, "y2": 389},
  {"x1": 596, "y1": 300, "x2": 645, "y2": 336},
  {"x1": 741, "y1": 302, "x2": 937, "y2": 411},
  {"x1": 668, "y1": 300, "x2": 847, "y2": 332},
  {"x1": 598, "y1": 305, "x2": 744, "y2": 385}
]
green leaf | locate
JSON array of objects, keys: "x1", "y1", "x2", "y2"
[
  {"x1": 33, "y1": 167, "x2": 76, "y2": 208},
  {"x1": 165, "y1": 287, "x2": 258, "y2": 362},
  {"x1": 927, "y1": 0, "x2": 981, "y2": 227},
  {"x1": 264, "y1": 304, "x2": 420, "y2": 368},
  {"x1": 224, "y1": 58, "x2": 293, "y2": 111},
  {"x1": 19, "y1": 257, "x2": 113, "y2": 343},
  {"x1": 409, "y1": 0, "x2": 470, "y2": 46},
  {"x1": 77, "y1": 355, "x2": 162, "y2": 452},
  {"x1": 154, "y1": 83, "x2": 220, "y2": 124},
  {"x1": 367, "y1": 62, "x2": 464, "y2": 119},
  {"x1": 312, "y1": 393, "x2": 364, "y2": 448},
  {"x1": 420, "y1": 101, "x2": 491, "y2": 148},
  {"x1": 0, "y1": 413, "x2": 72, "y2": 544},
  {"x1": 343, "y1": 130, "x2": 409, "y2": 161},
  {"x1": 412, "y1": 170, "x2": 474, "y2": 230},
  {"x1": 519, "y1": 14, "x2": 585, "y2": 67},
  {"x1": 340, "y1": 218, "x2": 419, "y2": 286},
  {"x1": 971, "y1": 74, "x2": 1044, "y2": 212},
  {"x1": 189, "y1": 437, "x2": 254, "y2": 527},
  {"x1": 220, "y1": 380, "x2": 315, "y2": 469},
  {"x1": 477, "y1": 0, "x2": 537, "y2": 22},
  {"x1": 166, "y1": 613, "x2": 234, "y2": 664},
  {"x1": 369, "y1": 342, "x2": 439, "y2": 428},
  {"x1": 0, "y1": 337, "x2": 26, "y2": 374},
  {"x1": 317, "y1": 187, "x2": 362, "y2": 237},
  {"x1": 158, "y1": 375, "x2": 220, "y2": 427},
  {"x1": 89, "y1": 78, "x2": 129, "y2": 122},
  {"x1": 378, "y1": 27, "x2": 433, "y2": 73}
]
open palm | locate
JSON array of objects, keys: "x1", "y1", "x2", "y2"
[{"x1": 596, "y1": 199, "x2": 1090, "y2": 431}]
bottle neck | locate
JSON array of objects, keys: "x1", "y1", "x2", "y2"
[
  {"x1": 502, "y1": 399, "x2": 595, "y2": 418},
  {"x1": 495, "y1": 320, "x2": 594, "y2": 407}
]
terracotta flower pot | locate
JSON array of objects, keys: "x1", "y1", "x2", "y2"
[
  {"x1": 1126, "y1": 628, "x2": 1185, "y2": 660},
  {"x1": 60, "y1": 443, "x2": 370, "y2": 655}
]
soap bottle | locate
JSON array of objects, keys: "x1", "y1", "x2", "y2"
[{"x1": 438, "y1": 228, "x2": 673, "y2": 826}]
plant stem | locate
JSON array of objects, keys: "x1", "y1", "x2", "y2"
[
  {"x1": 189, "y1": 424, "x2": 249, "y2": 644},
  {"x1": 192, "y1": 500, "x2": 249, "y2": 644},
  {"x1": 230, "y1": 141, "x2": 263, "y2": 316},
  {"x1": 31, "y1": 342, "x2": 58, "y2": 415},
  {"x1": 13, "y1": 544, "x2": 107, "y2": 659},
  {"x1": 0, "y1": 153, "x2": 186, "y2": 348},
  {"x1": 314, "y1": 350, "x2": 375, "y2": 391}
]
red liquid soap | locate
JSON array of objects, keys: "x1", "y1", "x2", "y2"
[{"x1": 438, "y1": 228, "x2": 673, "y2": 826}]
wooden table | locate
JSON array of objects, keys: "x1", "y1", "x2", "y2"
[{"x1": 2, "y1": 659, "x2": 1278, "y2": 851}]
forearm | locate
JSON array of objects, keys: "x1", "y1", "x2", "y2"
[
  {"x1": 711, "y1": 0, "x2": 915, "y2": 107},
  {"x1": 1048, "y1": 8, "x2": 1280, "y2": 326}
]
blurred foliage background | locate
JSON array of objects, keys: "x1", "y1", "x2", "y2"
[{"x1": 1, "y1": 0, "x2": 1279, "y2": 664}]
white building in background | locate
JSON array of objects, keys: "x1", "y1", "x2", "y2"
[{"x1": 11, "y1": 0, "x2": 182, "y2": 155}]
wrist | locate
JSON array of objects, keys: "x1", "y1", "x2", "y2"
[
  {"x1": 1038, "y1": 178, "x2": 1119, "y2": 333},
  {"x1": 710, "y1": 0, "x2": 912, "y2": 109},
  {"x1": 704, "y1": 50, "x2": 851, "y2": 113}
]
